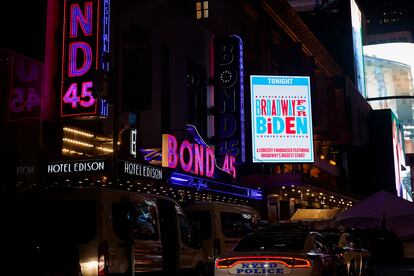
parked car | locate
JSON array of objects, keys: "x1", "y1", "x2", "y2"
[
  {"x1": 322, "y1": 231, "x2": 373, "y2": 276},
  {"x1": 215, "y1": 230, "x2": 343, "y2": 276},
  {"x1": 183, "y1": 201, "x2": 260, "y2": 273},
  {"x1": 348, "y1": 228, "x2": 404, "y2": 265},
  {"x1": 9, "y1": 188, "x2": 207, "y2": 276}
]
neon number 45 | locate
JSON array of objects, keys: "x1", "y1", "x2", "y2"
[{"x1": 63, "y1": 81, "x2": 95, "y2": 108}]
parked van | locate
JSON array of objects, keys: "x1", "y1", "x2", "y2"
[
  {"x1": 182, "y1": 201, "x2": 260, "y2": 270},
  {"x1": 9, "y1": 188, "x2": 207, "y2": 276}
]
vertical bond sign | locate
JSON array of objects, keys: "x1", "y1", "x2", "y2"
[
  {"x1": 250, "y1": 75, "x2": 314, "y2": 163},
  {"x1": 61, "y1": 0, "x2": 110, "y2": 117},
  {"x1": 214, "y1": 35, "x2": 245, "y2": 164}
]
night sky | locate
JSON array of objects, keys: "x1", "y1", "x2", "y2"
[
  {"x1": 1, "y1": 1, "x2": 47, "y2": 61},
  {"x1": 1, "y1": 0, "x2": 414, "y2": 62}
]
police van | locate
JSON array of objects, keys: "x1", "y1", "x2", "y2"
[
  {"x1": 182, "y1": 202, "x2": 260, "y2": 272},
  {"x1": 9, "y1": 188, "x2": 207, "y2": 276}
]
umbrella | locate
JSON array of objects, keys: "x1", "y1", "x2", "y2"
[{"x1": 335, "y1": 191, "x2": 414, "y2": 239}]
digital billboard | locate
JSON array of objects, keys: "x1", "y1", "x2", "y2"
[
  {"x1": 250, "y1": 75, "x2": 313, "y2": 163},
  {"x1": 350, "y1": 0, "x2": 366, "y2": 96},
  {"x1": 364, "y1": 43, "x2": 414, "y2": 153},
  {"x1": 391, "y1": 112, "x2": 412, "y2": 201}
]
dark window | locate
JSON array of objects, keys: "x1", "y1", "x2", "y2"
[
  {"x1": 31, "y1": 200, "x2": 96, "y2": 244},
  {"x1": 10, "y1": 197, "x2": 96, "y2": 275},
  {"x1": 322, "y1": 233, "x2": 341, "y2": 248},
  {"x1": 112, "y1": 202, "x2": 131, "y2": 241},
  {"x1": 185, "y1": 210, "x2": 212, "y2": 240},
  {"x1": 45, "y1": 200, "x2": 97, "y2": 244},
  {"x1": 161, "y1": 42, "x2": 170, "y2": 132},
  {"x1": 178, "y1": 214, "x2": 198, "y2": 248},
  {"x1": 187, "y1": 60, "x2": 207, "y2": 137},
  {"x1": 122, "y1": 26, "x2": 152, "y2": 111},
  {"x1": 220, "y1": 212, "x2": 256, "y2": 238},
  {"x1": 279, "y1": 200, "x2": 290, "y2": 220}
]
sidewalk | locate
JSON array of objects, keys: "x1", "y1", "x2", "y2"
[{"x1": 374, "y1": 259, "x2": 414, "y2": 276}]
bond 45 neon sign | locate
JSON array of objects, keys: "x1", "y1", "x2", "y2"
[
  {"x1": 61, "y1": 0, "x2": 110, "y2": 117},
  {"x1": 162, "y1": 134, "x2": 237, "y2": 179}
]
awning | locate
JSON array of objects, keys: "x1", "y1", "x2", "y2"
[{"x1": 291, "y1": 208, "x2": 341, "y2": 221}]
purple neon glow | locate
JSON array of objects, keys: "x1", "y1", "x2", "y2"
[
  {"x1": 99, "y1": 98, "x2": 108, "y2": 117},
  {"x1": 169, "y1": 172, "x2": 262, "y2": 200},
  {"x1": 70, "y1": 2, "x2": 93, "y2": 38},
  {"x1": 101, "y1": 0, "x2": 110, "y2": 71},
  {"x1": 79, "y1": 81, "x2": 95, "y2": 107},
  {"x1": 230, "y1": 35, "x2": 245, "y2": 163},
  {"x1": 63, "y1": 83, "x2": 81, "y2": 108},
  {"x1": 168, "y1": 134, "x2": 179, "y2": 168},
  {"x1": 186, "y1": 124, "x2": 209, "y2": 147},
  {"x1": 68, "y1": 42, "x2": 92, "y2": 77},
  {"x1": 170, "y1": 176, "x2": 189, "y2": 183},
  {"x1": 194, "y1": 144, "x2": 204, "y2": 175},
  {"x1": 206, "y1": 147, "x2": 215, "y2": 177},
  {"x1": 179, "y1": 140, "x2": 193, "y2": 172},
  {"x1": 140, "y1": 148, "x2": 162, "y2": 162}
]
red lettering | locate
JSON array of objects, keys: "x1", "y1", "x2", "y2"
[
  {"x1": 286, "y1": 117, "x2": 295, "y2": 134},
  {"x1": 267, "y1": 118, "x2": 272, "y2": 134},
  {"x1": 271, "y1": 100, "x2": 276, "y2": 116},
  {"x1": 261, "y1": 99, "x2": 267, "y2": 116},
  {"x1": 281, "y1": 100, "x2": 289, "y2": 116},
  {"x1": 297, "y1": 99, "x2": 306, "y2": 105}
]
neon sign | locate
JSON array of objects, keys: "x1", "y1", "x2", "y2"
[
  {"x1": 162, "y1": 134, "x2": 237, "y2": 179},
  {"x1": 130, "y1": 128, "x2": 137, "y2": 158},
  {"x1": 5, "y1": 49, "x2": 43, "y2": 120},
  {"x1": 61, "y1": 0, "x2": 110, "y2": 117},
  {"x1": 214, "y1": 35, "x2": 246, "y2": 163},
  {"x1": 169, "y1": 172, "x2": 262, "y2": 200},
  {"x1": 47, "y1": 159, "x2": 106, "y2": 174}
]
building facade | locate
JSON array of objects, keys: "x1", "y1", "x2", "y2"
[{"x1": 1, "y1": 0, "x2": 381, "y2": 221}]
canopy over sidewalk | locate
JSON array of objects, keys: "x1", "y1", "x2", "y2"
[
  {"x1": 291, "y1": 208, "x2": 341, "y2": 221},
  {"x1": 335, "y1": 191, "x2": 414, "y2": 239}
]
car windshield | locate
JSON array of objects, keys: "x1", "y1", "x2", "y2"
[{"x1": 233, "y1": 232, "x2": 307, "y2": 252}]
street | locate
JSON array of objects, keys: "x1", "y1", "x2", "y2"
[{"x1": 374, "y1": 259, "x2": 414, "y2": 276}]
